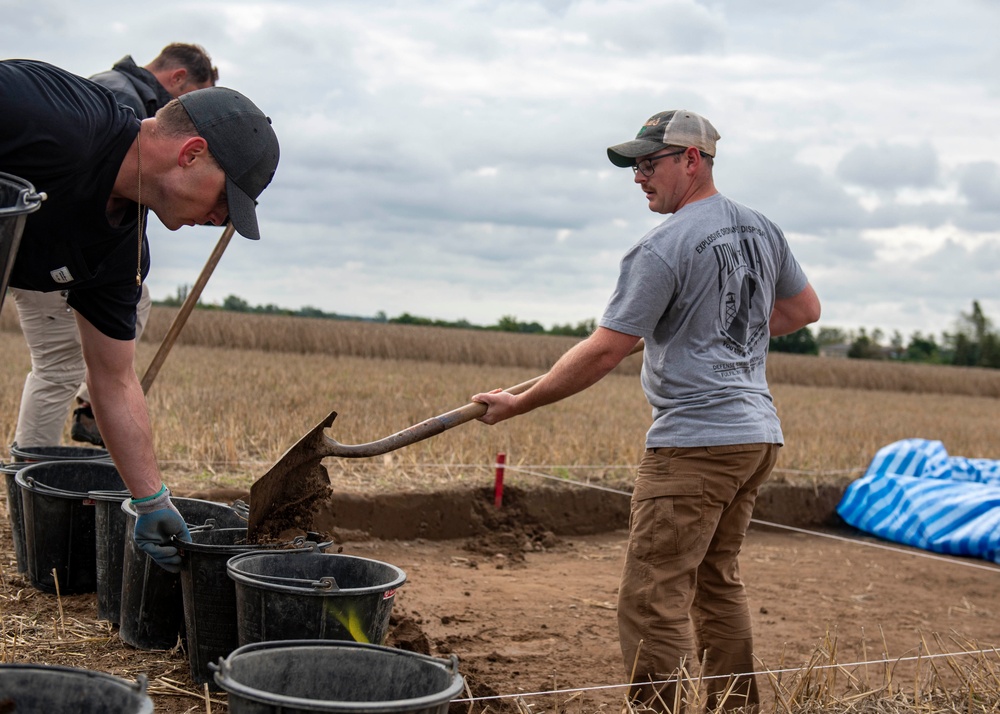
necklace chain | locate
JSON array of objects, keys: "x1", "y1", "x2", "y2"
[{"x1": 136, "y1": 131, "x2": 143, "y2": 287}]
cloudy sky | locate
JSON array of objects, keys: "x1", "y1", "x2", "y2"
[{"x1": 4, "y1": 0, "x2": 999, "y2": 339}]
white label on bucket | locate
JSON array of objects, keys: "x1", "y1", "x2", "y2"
[{"x1": 50, "y1": 266, "x2": 74, "y2": 284}]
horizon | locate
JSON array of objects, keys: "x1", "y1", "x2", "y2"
[{"x1": 152, "y1": 287, "x2": 980, "y2": 344}]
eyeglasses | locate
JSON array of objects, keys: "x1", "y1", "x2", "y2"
[
  {"x1": 632, "y1": 150, "x2": 686, "y2": 177},
  {"x1": 631, "y1": 149, "x2": 710, "y2": 177}
]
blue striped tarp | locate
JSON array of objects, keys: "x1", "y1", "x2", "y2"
[{"x1": 836, "y1": 438, "x2": 1000, "y2": 564}]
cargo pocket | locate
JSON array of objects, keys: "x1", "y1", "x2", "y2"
[{"x1": 629, "y1": 475, "x2": 704, "y2": 562}]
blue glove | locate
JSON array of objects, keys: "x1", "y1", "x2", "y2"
[{"x1": 132, "y1": 485, "x2": 192, "y2": 573}]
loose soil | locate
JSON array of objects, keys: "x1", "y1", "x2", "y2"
[{"x1": 2, "y1": 481, "x2": 999, "y2": 713}]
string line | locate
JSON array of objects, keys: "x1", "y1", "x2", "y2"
[{"x1": 453, "y1": 647, "x2": 1000, "y2": 703}]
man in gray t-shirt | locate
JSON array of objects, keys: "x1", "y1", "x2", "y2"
[{"x1": 473, "y1": 110, "x2": 820, "y2": 712}]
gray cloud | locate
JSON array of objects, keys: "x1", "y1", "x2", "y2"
[
  {"x1": 836, "y1": 142, "x2": 940, "y2": 190},
  {"x1": 721, "y1": 144, "x2": 869, "y2": 235},
  {"x1": 954, "y1": 161, "x2": 1000, "y2": 231},
  {"x1": 565, "y1": 0, "x2": 727, "y2": 55}
]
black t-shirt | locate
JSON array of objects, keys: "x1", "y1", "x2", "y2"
[{"x1": 0, "y1": 59, "x2": 150, "y2": 340}]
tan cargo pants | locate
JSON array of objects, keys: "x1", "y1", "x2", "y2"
[
  {"x1": 11, "y1": 285, "x2": 151, "y2": 446},
  {"x1": 617, "y1": 443, "x2": 780, "y2": 713}
]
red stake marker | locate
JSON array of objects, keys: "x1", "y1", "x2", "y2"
[{"x1": 494, "y1": 452, "x2": 506, "y2": 508}]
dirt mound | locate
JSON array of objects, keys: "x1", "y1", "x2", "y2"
[
  {"x1": 385, "y1": 611, "x2": 433, "y2": 654},
  {"x1": 463, "y1": 490, "x2": 562, "y2": 562}
]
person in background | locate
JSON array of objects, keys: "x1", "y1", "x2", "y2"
[
  {"x1": 10, "y1": 43, "x2": 219, "y2": 449},
  {"x1": 1, "y1": 58, "x2": 279, "y2": 571},
  {"x1": 472, "y1": 110, "x2": 820, "y2": 712}
]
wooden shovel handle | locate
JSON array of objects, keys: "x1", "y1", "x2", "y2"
[
  {"x1": 140, "y1": 223, "x2": 235, "y2": 394},
  {"x1": 322, "y1": 339, "x2": 644, "y2": 458}
]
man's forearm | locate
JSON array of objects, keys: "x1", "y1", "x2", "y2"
[
  {"x1": 515, "y1": 336, "x2": 626, "y2": 412},
  {"x1": 76, "y1": 313, "x2": 163, "y2": 499},
  {"x1": 474, "y1": 327, "x2": 641, "y2": 424},
  {"x1": 88, "y1": 371, "x2": 163, "y2": 498}
]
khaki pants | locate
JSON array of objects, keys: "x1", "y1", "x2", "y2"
[
  {"x1": 618, "y1": 443, "x2": 780, "y2": 713},
  {"x1": 11, "y1": 285, "x2": 151, "y2": 446}
]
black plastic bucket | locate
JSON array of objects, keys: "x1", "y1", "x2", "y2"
[
  {"x1": 179, "y1": 527, "x2": 330, "y2": 686},
  {"x1": 91, "y1": 489, "x2": 131, "y2": 624},
  {"x1": 213, "y1": 640, "x2": 463, "y2": 714},
  {"x1": 3, "y1": 445, "x2": 110, "y2": 575},
  {"x1": 0, "y1": 171, "x2": 46, "y2": 313},
  {"x1": 119, "y1": 497, "x2": 247, "y2": 650},
  {"x1": 14, "y1": 460, "x2": 126, "y2": 594},
  {"x1": 1, "y1": 461, "x2": 30, "y2": 573},
  {"x1": 0, "y1": 663, "x2": 152, "y2": 713},
  {"x1": 227, "y1": 549, "x2": 406, "y2": 647}
]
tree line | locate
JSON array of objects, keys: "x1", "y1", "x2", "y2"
[
  {"x1": 770, "y1": 300, "x2": 1000, "y2": 368},
  {"x1": 157, "y1": 288, "x2": 998, "y2": 368},
  {"x1": 155, "y1": 287, "x2": 598, "y2": 337}
]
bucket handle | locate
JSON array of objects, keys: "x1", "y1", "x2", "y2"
[
  {"x1": 187, "y1": 518, "x2": 228, "y2": 532},
  {"x1": 230, "y1": 499, "x2": 250, "y2": 519},
  {"x1": 169, "y1": 532, "x2": 329, "y2": 544},
  {"x1": 0, "y1": 184, "x2": 46, "y2": 215},
  {"x1": 88, "y1": 489, "x2": 130, "y2": 499},
  {"x1": 185, "y1": 514, "x2": 255, "y2": 531},
  {"x1": 23, "y1": 190, "x2": 46, "y2": 211},
  {"x1": 235, "y1": 571, "x2": 342, "y2": 591},
  {"x1": 19, "y1": 475, "x2": 101, "y2": 500}
]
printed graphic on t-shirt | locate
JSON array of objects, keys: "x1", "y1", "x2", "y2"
[{"x1": 709, "y1": 227, "x2": 770, "y2": 367}]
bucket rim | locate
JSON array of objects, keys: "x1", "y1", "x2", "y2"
[
  {"x1": 121, "y1": 495, "x2": 243, "y2": 518},
  {"x1": 226, "y1": 550, "x2": 406, "y2": 595},
  {"x1": 0, "y1": 662, "x2": 151, "y2": 700},
  {"x1": 212, "y1": 639, "x2": 464, "y2": 712},
  {"x1": 9, "y1": 442, "x2": 111, "y2": 462},
  {"x1": 14, "y1": 459, "x2": 124, "y2": 499}
]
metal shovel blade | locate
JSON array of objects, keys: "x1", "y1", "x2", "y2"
[{"x1": 247, "y1": 410, "x2": 341, "y2": 541}]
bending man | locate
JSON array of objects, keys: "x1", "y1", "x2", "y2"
[
  {"x1": 10, "y1": 43, "x2": 219, "y2": 448},
  {"x1": 1, "y1": 59, "x2": 279, "y2": 571}
]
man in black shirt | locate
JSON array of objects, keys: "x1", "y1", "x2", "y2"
[
  {"x1": 11, "y1": 43, "x2": 219, "y2": 450},
  {"x1": 0, "y1": 59, "x2": 280, "y2": 571}
]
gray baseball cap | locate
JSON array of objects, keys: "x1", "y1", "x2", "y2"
[
  {"x1": 178, "y1": 87, "x2": 280, "y2": 240},
  {"x1": 608, "y1": 110, "x2": 720, "y2": 167}
]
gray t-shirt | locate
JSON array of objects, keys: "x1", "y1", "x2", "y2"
[{"x1": 600, "y1": 193, "x2": 808, "y2": 448}]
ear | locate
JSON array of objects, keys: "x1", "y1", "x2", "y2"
[
  {"x1": 177, "y1": 136, "x2": 210, "y2": 167},
  {"x1": 683, "y1": 147, "x2": 702, "y2": 174},
  {"x1": 169, "y1": 68, "x2": 188, "y2": 87}
]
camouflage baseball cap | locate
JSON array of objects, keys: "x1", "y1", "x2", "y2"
[{"x1": 608, "y1": 110, "x2": 720, "y2": 167}]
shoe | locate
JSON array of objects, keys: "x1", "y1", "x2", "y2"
[{"x1": 71, "y1": 403, "x2": 104, "y2": 446}]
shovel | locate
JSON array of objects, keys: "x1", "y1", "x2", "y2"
[
  {"x1": 140, "y1": 223, "x2": 235, "y2": 394},
  {"x1": 247, "y1": 340, "x2": 644, "y2": 540}
]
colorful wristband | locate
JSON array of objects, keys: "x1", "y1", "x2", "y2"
[{"x1": 131, "y1": 483, "x2": 167, "y2": 504}]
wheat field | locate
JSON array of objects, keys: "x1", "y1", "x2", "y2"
[{"x1": 3, "y1": 302, "x2": 1000, "y2": 494}]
